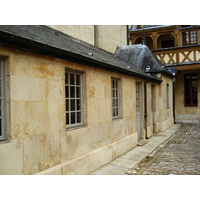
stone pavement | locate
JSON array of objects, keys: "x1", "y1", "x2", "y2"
[
  {"x1": 90, "y1": 123, "x2": 182, "y2": 175},
  {"x1": 134, "y1": 123, "x2": 200, "y2": 175}
]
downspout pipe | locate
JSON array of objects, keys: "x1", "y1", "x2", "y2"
[
  {"x1": 127, "y1": 25, "x2": 129, "y2": 45},
  {"x1": 144, "y1": 79, "x2": 149, "y2": 138},
  {"x1": 173, "y1": 77, "x2": 176, "y2": 124}
]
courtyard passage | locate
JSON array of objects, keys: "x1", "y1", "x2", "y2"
[
  {"x1": 91, "y1": 124, "x2": 200, "y2": 175},
  {"x1": 129, "y1": 124, "x2": 200, "y2": 175}
]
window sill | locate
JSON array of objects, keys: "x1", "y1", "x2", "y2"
[
  {"x1": 0, "y1": 139, "x2": 9, "y2": 145},
  {"x1": 112, "y1": 117, "x2": 122, "y2": 121},
  {"x1": 66, "y1": 124, "x2": 87, "y2": 131}
]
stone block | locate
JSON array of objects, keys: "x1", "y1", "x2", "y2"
[
  {"x1": 45, "y1": 131, "x2": 62, "y2": 167},
  {"x1": 61, "y1": 145, "x2": 112, "y2": 175},
  {"x1": 11, "y1": 100, "x2": 30, "y2": 138},
  {"x1": 112, "y1": 133, "x2": 138, "y2": 159},
  {"x1": 46, "y1": 79, "x2": 64, "y2": 100},
  {"x1": 29, "y1": 100, "x2": 50, "y2": 134},
  {"x1": 11, "y1": 76, "x2": 46, "y2": 101},
  {"x1": 0, "y1": 139, "x2": 24, "y2": 175},
  {"x1": 48, "y1": 101, "x2": 65, "y2": 131},
  {"x1": 29, "y1": 78, "x2": 46, "y2": 100},
  {"x1": 11, "y1": 76, "x2": 30, "y2": 100},
  {"x1": 61, "y1": 126, "x2": 93, "y2": 162},
  {"x1": 35, "y1": 164, "x2": 62, "y2": 175},
  {"x1": 23, "y1": 134, "x2": 44, "y2": 174}
]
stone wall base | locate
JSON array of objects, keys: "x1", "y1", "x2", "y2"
[
  {"x1": 175, "y1": 114, "x2": 200, "y2": 124},
  {"x1": 35, "y1": 133, "x2": 138, "y2": 175}
]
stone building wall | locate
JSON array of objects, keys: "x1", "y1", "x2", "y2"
[
  {"x1": 0, "y1": 25, "x2": 174, "y2": 175},
  {"x1": 175, "y1": 70, "x2": 200, "y2": 123},
  {"x1": 95, "y1": 25, "x2": 128, "y2": 53},
  {"x1": 47, "y1": 25, "x2": 128, "y2": 53},
  {"x1": 151, "y1": 73, "x2": 174, "y2": 134},
  {"x1": 0, "y1": 46, "x2": 139, "y2": 174},
  {"x1": 47, "y1": 25, "x2": 95, "y2": 46}
]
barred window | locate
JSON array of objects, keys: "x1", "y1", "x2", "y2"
[
  {"x1": 65, "y1": 70, "x2": 84, "y2": 128},
  {"x1": 0, "y1": 59, "x2": 6, "y2": 141},
  {"x1": 112, "y1": 78, "x2": 120, "y2": 118}
]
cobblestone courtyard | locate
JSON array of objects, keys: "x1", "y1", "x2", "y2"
[{"x1": 129, "y1": 124, "x2": 200, "y2": 175}]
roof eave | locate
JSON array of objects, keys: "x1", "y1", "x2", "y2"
[{"x1": 0, "y1": 28, "x2": 162, "y2": 83}]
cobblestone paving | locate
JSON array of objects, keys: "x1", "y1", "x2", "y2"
[{"x1": 126, "y1": 124, "x2": 200, "y2": 175}]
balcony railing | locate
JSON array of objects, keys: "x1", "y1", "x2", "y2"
[{"x1": 152, "y1": 45, "x2": 200, "y2": 66}]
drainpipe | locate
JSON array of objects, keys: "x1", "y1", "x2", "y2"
[
  {"x1": 127, "y1": 25, "x2": 129, "y2": 45},
  {"x1": 144, "y1": 79, "x2": 149, "y2": 138},
  {"x1": 173, "y1": 77, "x2": 176, "y2": 124},
  {"x1": 94, "y1": 25, "x2": 98, "y2": 47}
]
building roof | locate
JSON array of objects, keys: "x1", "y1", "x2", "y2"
[
  {"x1": 0, "y1": 25, "x2": 162, "y2": 82},
  {"x1": 115, "y1": 44, "x2": 174, "y2": 77}
]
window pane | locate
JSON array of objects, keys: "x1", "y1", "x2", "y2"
[
  {"x1": 77, "y1": 112, "x2": 81, "y2": 123},
  {"x1": 112, "y1": 99, "x2": 116, "y2": 107},
  {"x1": 192, "y1": 97, "x2": 197, "y2": 104},
  {"x1": 185, "y1": 97, "x2": 190, "y2": 105},
  {"x1": 77, "y1": 99, "x2": 81, "y2": 111},
  {"x1": 70, "y1": 87, "x2": 75, "y2": 98},
  {"x1": 70, "y1": 74, "x2": 75, "y2": 85},
  {"x1": 116, "y1": 99, "x2": 119, "y2": 107},
  {"x1": 116, "y1": 108, "x2": 118, "y2": 116},
  {"x1": 76, "y1": 74, "x2": 80, "y2": 85},
  {"x1": 66, "y1": 113, "x2": 69, "y2": 125},
  {"x1": 66, "y1": 99, "x2": 69, "y2": 111},
  {"x1": 71, "y1": 112, "x2": 76, "y2": 124},
  {"x1": 112, "y1": 89, "x2": 115, "y2": 98},
  {"x1": 71, "y1": 100, "x2": 75, "y2": 111},
  {"x1": 113, "y1": 108, "x2": 116, "y2": 117},
  {"x1": 112, "y1": 80, "x2": 115, "y2": 88},
  {"x1": 0, "y1": 119, "x2": 1, "y2": 136},
  {"x1": 65, "y1": 73, "x2": 69, "y2": 84},
  {"x1": 116, "y1": 89, "x2": 118, "y2": 98},
  {"x1": 66, "y1": 86, "x2": 69, "y2": 98},
  {"x1": 76, "y1": 87, "x2": 81, "y2": 98}
]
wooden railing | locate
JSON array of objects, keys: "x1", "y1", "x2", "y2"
[{"x1": 152, "y1": 45, "x2": 200, "y2": 65}]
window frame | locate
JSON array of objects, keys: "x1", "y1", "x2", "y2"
[
  {"x1": 0, "y1": 58, "x2": 6, "y2": 141},
  {"x1": 111, "y1": 78, "x2": 121, "y2": 119},
  {"x1": 184, "y1": 73, "x2": 198, "y2": 107},
  {"x1": 65, "y1": 69, "x2": 84, "y2": 129}
]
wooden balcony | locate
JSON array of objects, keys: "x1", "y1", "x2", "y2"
[{"x1": 152, "y1": 45, "x2": 200, "y2": 66}]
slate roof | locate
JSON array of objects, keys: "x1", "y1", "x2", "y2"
[
  {"x1": 0, "y1": 25, "x2": 162, "y2": 82},
  {"x1": 115, "y1": 44, "x2": 174, "y2": 77}
]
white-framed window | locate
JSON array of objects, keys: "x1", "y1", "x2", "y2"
[
  {"x1": 0, "y1": 58, "x2": 6, "y2": 141},
  {"x1": 112, "y1": 78, "x2": 121, "y2": 118},
  {"x1": 65, "y1": 70, "x2": 84, "y2": 128},
  {"x1": 183, "y1": 30, "x2": 197, "y2": 46}
]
